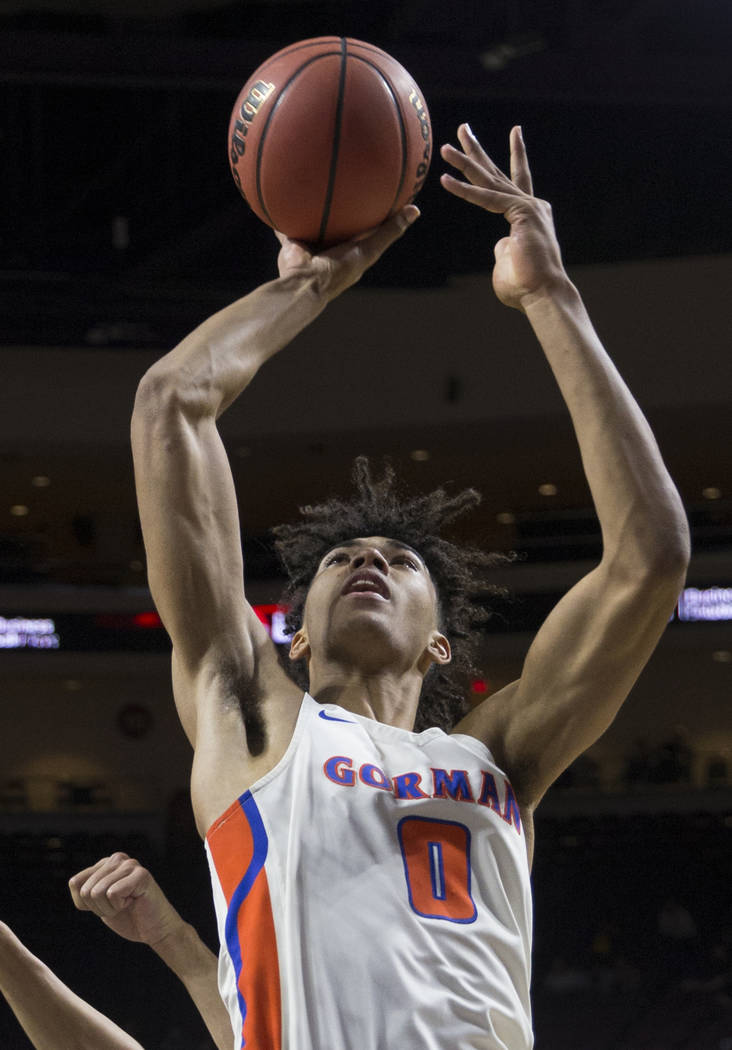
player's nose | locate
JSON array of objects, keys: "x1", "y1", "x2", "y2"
[{"x1": 351, "y1": 547, "x2": 389, "y2": 573}]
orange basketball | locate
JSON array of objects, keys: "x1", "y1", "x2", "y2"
[{"x1": 227, "y1": 36, "x2": 432, "y2": 247}]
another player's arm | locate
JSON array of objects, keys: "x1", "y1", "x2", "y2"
[
  {"x1": 0, "y1": 920, "x2": 145, "y2": 1050},
  {"x1": 444, "y1": 126, "x2": 690, "y2": 807},
  {"x1": 69, "y1": 854, "x2": 232, "y2": 1050},
  {"x1": 131, "y1": 209, "x2": 418, "y2": 826}
]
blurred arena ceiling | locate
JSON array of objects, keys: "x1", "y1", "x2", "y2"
[
  {"x1": 2, "y1": 0, "x2": 731, "y2": 341},
  {"x1": 0, "y1": 1, "x2": 729, "y2": 340},
  {"x1": 1, "y1": 0, "x2": 731, "y2": 591}
]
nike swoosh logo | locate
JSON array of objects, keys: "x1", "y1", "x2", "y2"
[{"x1": 318, "y1": 710, "x2": 356, "y2": 724}]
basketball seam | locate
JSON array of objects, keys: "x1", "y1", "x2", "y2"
[
  {"x1": 345, "y1": 40, "x2": 399, "y2": 61},
  {"x1": 316, "y1": 37, "x2": 348, "y2": 248},
  {"x1": 255, "y1": 52, "x2": 340, "y2": 229},
  {"x1": 347, "y1": 54, "x2": 409, "y2": 218},
  {"x1": 254, "y1": 37, "x2": 342, "y2": 75}
]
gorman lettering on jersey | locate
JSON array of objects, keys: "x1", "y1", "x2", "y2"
[{"x1": 323, "y1": 755, "x2": 522, "y2": 834}]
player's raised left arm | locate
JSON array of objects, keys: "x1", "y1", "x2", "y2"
[{"x1": 443, "y1": 125, "x2": 690, "y2": 807}]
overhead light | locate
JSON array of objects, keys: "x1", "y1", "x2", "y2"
[
  {"x1": 410, "y1": 449, "x2": 430, "y2": 462},
  {"x1": 496, "y1": 511, "x2": 516, "y2": 525},
  {"x1": 31, "y1": 475, "x2": 51, "y2": 488},
  {"x1": 10, "y1": 504, "x2": 29, "y2": 517},
  {"x1": 712, "y1": 650, "x2": 732, "y2": 663},
  {"x1": 538, "y1": 483, "x2": 558, "y2": 497},
  {"x1": 702, "y1": 486, "x2": 722, "y2": 500},
  {"x1": 111, "y1": 215, "x2": 129, "y2": 251},
  {"x1": 479, "y1": 34, "x2": 546, "y2": 72}
]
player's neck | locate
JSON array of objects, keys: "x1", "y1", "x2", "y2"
[{"x1": 309, "y1": 665, "x2": 422, "y2": 731}]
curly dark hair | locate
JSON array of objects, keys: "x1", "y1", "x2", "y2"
[{"x1": 272, "y1": 457, "x2": 510, "y2": 733}]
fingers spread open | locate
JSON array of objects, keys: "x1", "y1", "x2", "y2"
[
  {"x1": 440, "y1": 173, "x2": 519, "y2": 215},
  {"x1": 456, "y1": 123, "x2": 500, "y2": 175},
  {"x1": 440, "y1": 143, "x2": 495, "y2": 186}
]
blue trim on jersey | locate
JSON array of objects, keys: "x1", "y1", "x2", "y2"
[
  {"x1": 224, "y1": 791, "x2": 269, "y2": 1048},
  {"x1": 319, "y1": 709, "x2": 356, "y2": 723}
]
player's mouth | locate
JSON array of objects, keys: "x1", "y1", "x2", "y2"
[{"x1": 341, "y1": 570, "x2": 390, "y2": 601}]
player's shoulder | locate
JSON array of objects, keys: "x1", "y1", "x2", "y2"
[{"x1": 451, "y1": 681, "x2": 519, "y2": 744}]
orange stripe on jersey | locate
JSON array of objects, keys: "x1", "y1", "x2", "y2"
[{"x1": 207, "y1": 791, "x2": 282, "y2": 1050}]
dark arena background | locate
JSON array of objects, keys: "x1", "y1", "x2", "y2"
[{"x1": 1, "y1": 1, "x2": 731, "y2": 1047}]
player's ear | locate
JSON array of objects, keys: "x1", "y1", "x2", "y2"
[
  {"x1": 422, "y1": 631, "x2": 451, "y2": 668},
  {"x1": 289, "y1": 628, "x2": 311, "y2": 663}
]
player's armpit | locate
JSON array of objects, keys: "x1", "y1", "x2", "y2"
[{"x1": 454, "y1": 553, "x2": 687, "y2": 807}]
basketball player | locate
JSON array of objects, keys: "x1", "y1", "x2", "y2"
[
  {"x1": 0, "y1": 852, "x2": 231, "y2": 1050},
  {"x1": 130, "y1": 125, "x2": 689, "y2": 1049}
]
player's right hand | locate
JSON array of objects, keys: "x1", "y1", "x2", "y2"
[
  {"x1": 275, "y1": 204, "x2": 419, "y2": 301},
  {"x1": 69, "y1": 853, "x2": 184, "y2": 948}
]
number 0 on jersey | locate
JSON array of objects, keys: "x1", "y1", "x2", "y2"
[{"x1": 398, "y1": 816, "x2": 477, "y2": 923}]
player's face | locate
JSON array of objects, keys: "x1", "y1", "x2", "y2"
[{"x1": 292, "y1": 536, "x2": 449, "y2": 674}]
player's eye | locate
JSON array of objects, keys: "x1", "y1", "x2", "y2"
[
  {"x1": 393, "y1": 555, "x2": 420, "y2": 570},
  {"x1": 324, "y1": 551, "x2": 349, "y2": 566}
]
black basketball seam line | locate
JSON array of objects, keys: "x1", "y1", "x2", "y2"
[
  {"x1": 255, "y1": 52, "x2": 341, "y2": 229},
  {"x1": 316, "y1": 37, "x2": 348, "y2": 249},
  {"x1": 345, "y1": 40, "x2": 402, "y2": 61},
  {"x1": 254, "y1": 38, "x2": 342, "y2": 76},
  {"x1": 257, "y1": 37, "x2": 392, "y2": 75},
  {"x1": 347, "y1": 53, "x2": 410, "y2": 217}
]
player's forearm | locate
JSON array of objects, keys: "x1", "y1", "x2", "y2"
[
  {"x1": 0, "y1": 923, "x2": 144, "y2": 1050},
  {"x1": 136, "y1": 273, "x2": 326, "y2": 421},
  {"x1": 149, "y1": 922, "x2": 233, "y2": 1050},
  {"x1": 524, "y1": 279, "x2": 689, "y2": 573}
]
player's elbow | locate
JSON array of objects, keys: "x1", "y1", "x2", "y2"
[
  {"x1": 641, "y1": 504, "x2": 691, "y2": 584},
  {"x1": 612, "y1": 524, "x2": 690, "y2": 617},
  {"x1": 604, "y1": 510, "x2": 690, "y2": 613},
  {"x1": 132, "y1": 362, "x2": 214, "y2": 430},
  {"x1": 642, "y1": 537, "x2": 689, "y2": 612},
  {"x1": 659, "y1": 522, "x2": 691, "y2": 578},
  {"x1": 613, "y1": 490, "x2": 690, "y2": 582}
]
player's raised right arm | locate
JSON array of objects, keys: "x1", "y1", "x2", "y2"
[
  {"x1": 131, "y1": 211, "x2": 418, "y2": 786},
  {"x1": 131, "y1": 275, "x2": 323, "y2": 749}
]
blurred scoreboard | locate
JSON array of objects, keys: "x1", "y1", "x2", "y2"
[
  {"x1": 0, "y1": 604, "x2": 288, "y2": 652},
  {"x1": 1, "y1": 588, "x2": 729, "y2": 653}
]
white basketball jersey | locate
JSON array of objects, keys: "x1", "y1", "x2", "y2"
[{"x1": 205, "y1": 692, "x2": 533, "y2": 1050}]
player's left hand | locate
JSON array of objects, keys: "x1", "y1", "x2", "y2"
[
  {"x1": 69, "y1": 853, "x2": 185, "y2": 948},
  {"x1": 440, "y1": 125, "x2": 568, "y2": 312}
]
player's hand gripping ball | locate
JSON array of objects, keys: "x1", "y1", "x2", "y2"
[{"x1": 228, "y1": 36, "x2": 432, "y2": 248}]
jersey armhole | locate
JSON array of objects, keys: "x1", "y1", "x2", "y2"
[{"x1": 205, "y1": 691, "x2": 314, "y2": 841}]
